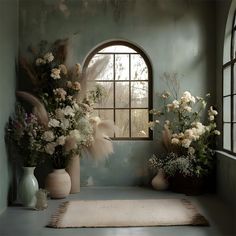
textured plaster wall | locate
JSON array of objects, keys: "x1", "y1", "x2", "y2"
[
  {"x1": 0, "y1": 0, "x2": 18, "y2": 213},
  {"x1": 19, "y1": 0, "x2": 216, "y2": 186}
]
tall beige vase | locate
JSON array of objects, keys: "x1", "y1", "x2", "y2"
[{"x1": 66, "y1": 155, "x2": 80, "y2": 193}]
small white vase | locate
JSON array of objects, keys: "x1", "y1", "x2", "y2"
[
  {"x1": 66, "y1": 155, "x2": 80, "y2": 194},
  {"x1": 19, "y1": 167, "x2": 39, "y2": 208},
  {"x1": 45, "y1": 169, "x2": 71, "y2": 199},
  {"x1": 151, "y1": 169, "x2": 169, "y2": 191}
]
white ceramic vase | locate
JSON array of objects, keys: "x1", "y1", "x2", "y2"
[
  {"x1": 18, "y1": 167, "x2": 39, "y2": 208},
  {"x1": 45, "y1": 169, "x2": 71, "y2": 199},
  {"x1": 151, "y1": 168, "x2": 169, "y2": 191},
  {"x1": 66, "y1": 155, "x2": 80, "y2": 193}
]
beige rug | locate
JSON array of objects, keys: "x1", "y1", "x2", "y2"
[{"x1": 48, "y1": 199, "x2": 209, "y2": 228}]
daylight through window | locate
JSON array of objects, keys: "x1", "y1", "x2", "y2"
[{"x1": 84, "y1": 42, "x2": 152, "y2": 139}]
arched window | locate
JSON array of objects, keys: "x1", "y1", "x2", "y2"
[
  {"x1": 84, "y1": 41, "x2": 153, "y2": 139},
  {"x1": 223, "y1": 11, "x2": 236, "y2": 152}
]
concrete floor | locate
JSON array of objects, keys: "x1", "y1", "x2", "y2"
[{"x1": 0, "y1": 187, "x2": 235, "y2": 236}]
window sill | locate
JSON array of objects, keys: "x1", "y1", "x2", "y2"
[{"x1": 216, "y1": 150, "x2": 236, "y2": 161}]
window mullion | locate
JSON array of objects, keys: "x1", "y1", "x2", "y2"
[
  {"x1": 113, "y1": 54, "x2": 116, "y2": 138},
  {"x1": 129, "y1": 54, "x2": 131, "y2": 138}
]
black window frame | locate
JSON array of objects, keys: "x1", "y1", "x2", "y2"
[
  {"x1": 222, "y1": 10, "x2": 236, "y2": 154},
  {"x1": 83, "y1": 40, "x2": 153, "y2": 140}
]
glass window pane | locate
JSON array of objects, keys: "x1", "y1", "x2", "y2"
[
  {"x1": 93, "y1": 82, "x2": 114, "y2": 108},
  {"x1": 115, "y1": 82, "x2": 129, "y2": 108},
  {"x1": 223, "y1": 97, "x2": 231, "y2": 122},
  {"x1": 223, "y1": 66, "x2": 231, "y2": 95},
  {"x1": 115, "y1": 109, "x2": 129, "y2": 137},
  {"x1": 131, "y1": 54, "x2": 148, "y2": 80},
  {"x1": 224, "y1": 123, "x2": 231, "y2": 150},
  {"x1": 234, "y1": 124, "x2": 236, "y2": 152},
  {"x1": 234, "y1": 96, "x2": 236, "y2": 122},
  {"x1": 92, "y1": 109, "x2": 114, "y2": 121},
  {"x1": 115, "y1": 55, "x2": 129, "y2": 80},
  {"x1": 99, "y1": 45, "x2": 136, "y2": 53},
  {"x1": 234, "y1": 32, "x2": 236, "y2": 59},
  {"x1": 131, "y1": 109, "x2": 149, "y2": 137},
  {"x1": 87, "y1": 54, "x2": 113, "y2": 80},
  {"x1": 131, "y1": 81, "x2": 148, "y2": 108}
]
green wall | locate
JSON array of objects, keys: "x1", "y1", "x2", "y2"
[
  {"x1": 0, "y1": 0, "x2": 18, "y2": 213},
  {"x1": 19, "y1": 0, "x2": 217, "y2": 186}
]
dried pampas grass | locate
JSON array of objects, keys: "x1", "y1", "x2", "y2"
[
  {"x1": 88, "y1": 117, "x2": 117, "y2": 160},
  {"x1": 16, "y1": 91, "x2": 49, "y2": 127}
]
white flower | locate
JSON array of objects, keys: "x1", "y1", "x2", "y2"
[
  {"x1": 43, "y1": 52, "x2": 54, "y2": 63},
  {"x1": 183, "y1": 106, "x2": 192, "y2": 112},
  {"x1": 209, "y1": 115, "x2": 214, "y2": 121},
  {"x1": 64, "y1": 136, "x2": 77, "y2": 152},
  {"x1": 60, "y1": 118, "x2": 70, "y2": 130},
  {"x1": 63, "y1": 106, "x2": 75, "y2": 117},
  {"x1": 45, "y1": 142, "x2": 57, "y2": 155},
  {"x1": 171, "y1": 138, "x2": 180, "y2": 145},
  {"x1": 214, "y1": 130, "x2": 221, "y2": 135},
  {"x1": 181, "y1": 139, "x2": 191, "y2": 148},
  {"x1": 42, "y1": 131, "x2": 55, "y2": 142},
  {"x1": 208, "y1": 106, "x2": 218, "y2": 118},
  {"x1": 72, "y1": 81, "x2": 81, "y2": 91},
  {"x1": 72, "y1": 102, "x2": 79, "y2": 111},
  {"x1": 55, "y1": 108, "x2": 65, "y2": 119},
  {"x1": 35, "y1": 58, "x2": 46, "y2": 66},
  {"x1": 66, "y1": 81, "x2": 73, "y2": 88},
  {"x1": 48, "y1": 118, "x2": 60, "y2": 128},
  {"x1": 69, "y1": 129, "x2": 81, "y2": 142},
  {"x1": 188, "y1": 147, "x2": 195, "y2": 155},
  {"x1": 51, "y1": 68, "x2": 61, "y2": 79},
  {"x1": 59, "y1": 64, "x2": 67, "y2": 74},
  {"x1": 172, "y1": 100, "x2": 180, "y2": 108},
  {"x1": 165, "y1": 120, "x2": 170, "y2": 125},
  {"x1": 57, "y1": 135, "x2": 66, "y2": 145},
  {"x1": 181, "y1": 91, "x2": 195, "y2": 104},
  {"x1": 167, "y1": 100, "x2": 179, "y2": 111},
  {"x1": 161, "y1": 91, "x2": 170, "y2": 99},
  {"x1": 202, "y1": 100, "x2": 207, "y2": 108},
  {"x1": 184, "y1": 129, "x2": 194, "y2": 139},
  {"x1": 53, "y1": 88, "x2": 67, "y2": 100},
  {"x1": 155, "y1": 120, "x2": 160, "y2": 124},
  {"x1": 75, "y1": 63, "x2": 81, "y2": 76}
]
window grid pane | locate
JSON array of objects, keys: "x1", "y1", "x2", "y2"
[
  {"x1": 224, "y1": 123, "x2": 231, "y2": 150},
  {"x1": 223, "y1": 97, "x2": 231, "y2": 122},
  {"x1": 86, "y1": 43, "x2": 152, "y2": 140},
  {"x1": 223, "y1": 66, "x2": 231, "y2": 96}
]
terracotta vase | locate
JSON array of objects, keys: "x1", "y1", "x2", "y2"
[
  {"x1": 18, "y1": 167, "x2": 39, "y2": 208},
  {"x1": 45, "y1": 169, "x2": 71, "y2": 199},
  {"x1": 151, "y1": 168, "x2": 169, "y2": 190},
  {"x1": 66, "y1": 155, "x2": 80, "y2": 193}
]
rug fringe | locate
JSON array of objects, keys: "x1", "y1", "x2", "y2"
[
  {"x1": 181, "y1": 199, "x2": 209, "y2": 226},
  {"x1": 47, "y1": 201, "x2": 70, "y2": 228}
]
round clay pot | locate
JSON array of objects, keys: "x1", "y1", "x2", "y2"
[
  {"x1": 45, "y1": 169, "x2": 71, "y2": 199},
  {"x1": 151, "y1": 169, "x2": 169, "y2": 191}
]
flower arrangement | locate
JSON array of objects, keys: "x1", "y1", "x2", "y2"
[
  {"x1": 7, "y1": 39, "x2": 114, "y2": 169},
  {"x1": 148, "y1": 77, "x2": 220, "y2": 178},
  {"x1": 7, "y1": 105, "x2": 44, "y2": 167}
]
